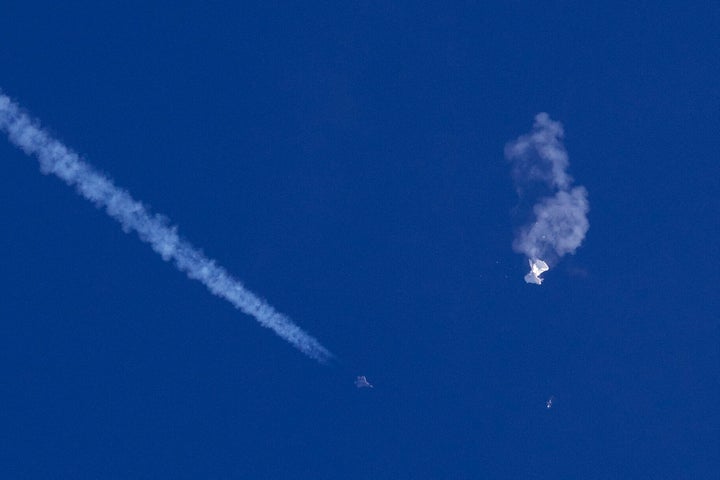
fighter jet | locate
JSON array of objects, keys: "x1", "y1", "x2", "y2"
[
  {"x1": 524, "y1": 258, "x2": 549, "y2": 285},
  {"x1": 355, "y1": 375, "x2": 373, "y2": 388}
]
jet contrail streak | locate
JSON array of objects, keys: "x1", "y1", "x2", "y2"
[{"x1": 0, "y1": 92, "x2": 332, "y2": 363}]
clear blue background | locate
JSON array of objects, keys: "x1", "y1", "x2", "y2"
[{"x1": 1, "y1": 2, "x2": 718, "y2": 478}]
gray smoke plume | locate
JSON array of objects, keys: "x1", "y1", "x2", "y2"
[
  {"x1": 0, "y1": 91, "x2": 332, "y2": 362},
  {"x1": 505, "y1": 113, "x2": 589, "y2": 283}
]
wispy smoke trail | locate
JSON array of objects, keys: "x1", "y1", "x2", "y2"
[
  {"x1": 505, "y1": 113, "x2": 589, "y2": 283},
  {"x1": 0, "y1": 92, "x2": 332, "y2": 362}
]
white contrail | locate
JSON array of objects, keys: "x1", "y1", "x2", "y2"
[
  {"x1": 0, "y1": 92, "x2": 332, "y2": 363},
  {"x1": 505, "y1": 113, "x2": 589, "y2": 284}
]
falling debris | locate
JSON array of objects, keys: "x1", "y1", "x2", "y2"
[
  {"x1": 505, "y1": 114, "x2": 589, "y2": 284},
  {"x1": 524, "y1": 258, "x2": 549, "y2": 285},
  {"x1": 355, "y1": 376, "x2": 373, "y2": 388}
]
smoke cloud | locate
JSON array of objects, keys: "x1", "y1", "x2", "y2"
[
  {"x1": 505, "y1": 113, "x2": 589, "y2": 282},
  {"x1": 0, "y1": 92, "x2": 332, "y2": 363}
]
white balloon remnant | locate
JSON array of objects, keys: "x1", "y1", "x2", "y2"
[
  {"x1": 524, "y1": 258, "x2": 549, "y2": 285},
  {"x1": 505, "y1": 114, "x2": 589, "y2": 285}
]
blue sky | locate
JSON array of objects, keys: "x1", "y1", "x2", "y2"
[{"x1": 1, "y1": 2, "x2": 718, "y2": 478}]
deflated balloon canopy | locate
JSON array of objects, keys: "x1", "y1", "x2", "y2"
[
  {"x1": 506, "y1": 114, "x2": 589, "y2": 285},
  {"x1": 524, "y1": 258, "x2": 549, "y2": 285}
]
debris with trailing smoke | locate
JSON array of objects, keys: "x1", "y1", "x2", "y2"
[{"x1": 506, "y1": 113, "x2": 589, "y2": 285}]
